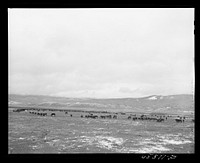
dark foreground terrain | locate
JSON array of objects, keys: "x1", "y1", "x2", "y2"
[{"x1": 8, "y1": 108, "x2": 194, "y2": 153}]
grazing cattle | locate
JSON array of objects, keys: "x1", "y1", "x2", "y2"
[
  {"x1": 51, "y1": 113, "x2": 56, "y2": 116},
  {"x1": 113, "y1": 115, "x2": 117, "y2": 119},
  {"x1": 175, "y1": 119, "x2": 184, "y2": 123},
  {"x1": 65, "y1": 112, "x2": 68, "y2": 114},
  {"x1": 157, "y1": 118, "x2": 164, "y2": 122},
  {"x1": 100, "y1": 115, "x2": 106, "y2": 119},
  {"x1": 70, "y1": 114, "x2": 72, "y2": 117},
  {"x1": 132, "y1": 117, "x2": 137, "y2": 121},
  {"x1": 43, "y1": 113, "x2": 47, "y2": 116},
  {"x1": 128, "y1": 116, "x2": 131, "y2": 119},
  {"x1": 107, "y1": 115, "x2": 112, "y2": 119},
  {"x1": 100, "y1": 115, "x2": 110, "y2": 119},
  {"x1": 81, "y1": 115, "x2": 83, "y2": 118},
  {"x1": 93, "y1": 115, "x2": 98, "y2": 119},
  {"x1": 85, "y1": 114, "x2": 98, "y2": 119}
]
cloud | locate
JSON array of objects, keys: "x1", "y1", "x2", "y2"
[
  {"x1": 8, "y1": 8, "x2": 194, "y2": 98},
  {"x1": 119, "y1": 87, "x2": 139, "y2": 94}
]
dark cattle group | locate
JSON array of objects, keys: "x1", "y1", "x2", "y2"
[
  {"x1": 175, "y1": 116, "x2": 186, "y2": 123},
  {"x1": 81, "y1": 113, "x2": 118, "y2": 120},
  {"x1": 175, "y1": 119, "x2": 184, "y2": 123},
  {"x1": 29, "y1": 111, "x2": 47, "y2": 116},
  {"x1": 127, "y1": 114, "x2": 166, "y2": 122},
  {"x1": 85, "y1": 114, "x2": 98, "y2": 119},
  {"x1": 29, "y1": 111, "x2": 55, "y2": 117},
  {"x1": 126, "y1": 114, "x2": 191, "y2": 123},
  {"x1": 100, "y1": 115, "x2": 118, "y2": 119},
  {"x1": 12, "y1": 108, "x2": 194, "y2": 123}
]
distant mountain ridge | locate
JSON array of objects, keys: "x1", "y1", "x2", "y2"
[{"x1": 8, "y1": 94, "x2": 194, "y2": 114}]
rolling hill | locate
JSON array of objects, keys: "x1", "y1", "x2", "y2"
[{"x1": 8, "y1": 94, "x2": 194, "y2": 114}]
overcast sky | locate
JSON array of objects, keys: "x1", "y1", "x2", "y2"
[{"x1": 8, "y1": 8, "x2": 194, "y2": 98}]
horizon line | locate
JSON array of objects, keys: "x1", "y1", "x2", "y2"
[{"x1": 8, "y1": 93, "x2": 194, "y2": 99}]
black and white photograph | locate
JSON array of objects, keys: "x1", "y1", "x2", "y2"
[{"x1": 8, "y1": 8, "x2": 194, "y2": 154}]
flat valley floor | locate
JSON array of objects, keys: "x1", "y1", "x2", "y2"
[{"x1": 8, "y1": 109, "x2": 194, "y2": 153}]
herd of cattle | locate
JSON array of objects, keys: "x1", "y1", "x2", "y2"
[
  {"x1": 127, "y1": 114, "x2": 187, "y2": 123},
  {"x1": 29, "y1": 111, "x2": 47, "y2": 116},
  {"x1": 12, "y1": 108, "x2": 194, "y2": 123}
]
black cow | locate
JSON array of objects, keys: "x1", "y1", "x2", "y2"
[
  {"x1": 51, "y1": 113, "x2": 56, "y2": 116},
  {"x1": 42, "y1": 113, "x2": 47, "y2": 116},
  {"x1": 175, "y1": 119, "x2": 184, "y2": 123},
  {"x1": 113, "y1": 115, "x2": 117, "y2": 119},
  {"x1": 157, "y1": 118, "x2": 164, "y2": 122},
  {"x1": 85, "y1": 114, "x2": 98, "y2": 119},
  {"x1": 107, "y1": 115, "x2": 112, "y2": 119},
  {"x1": 132, "y1": 117, "x2": 137, "y2": 121},
  {"x1": 100, "y1": 115, "x2": 105, "y2": 119},
  {"x1": 90, "y1": 115, "x2": 98, "y2": 119}
]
